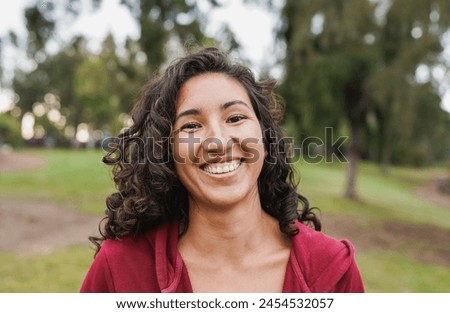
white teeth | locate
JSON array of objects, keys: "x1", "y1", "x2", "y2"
[{"x1": 202, "y1": 160, "x2": 241, "y2": 174}]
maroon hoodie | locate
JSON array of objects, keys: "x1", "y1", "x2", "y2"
[{"x1": 80, "y1": 221, "x2": 364, "y2": 292}]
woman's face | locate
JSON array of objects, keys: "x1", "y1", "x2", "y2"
[{"x1": 172, "y1": 73, "x2": 265, "y2": 209}]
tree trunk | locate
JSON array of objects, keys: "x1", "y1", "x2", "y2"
[
  {"x1": 379, "y1": 105, "x2": 393, "y2": 176},
  {"x1": 380, "y1": 141, "x2": 391, "y2": 176},
  {"x1": 344, "y1": 121, "x2": 361, "y2": 199}
]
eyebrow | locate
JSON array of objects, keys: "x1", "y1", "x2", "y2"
[
  {"x1": 222, "y1": 100, "x2": 250, "y2": 110},
  {"x1": 175, "y1": 100, "x2": 250, "y2": 121},
  {"x1": 175, "y1": 108, "x2": 201, "y2": 121}
]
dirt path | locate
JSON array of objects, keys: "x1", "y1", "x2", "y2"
[
  {"x1": 0, "y1": 151, "x2": 100, "y2": 255},
  {"x1": 0, "y1": 150, "x2": 47, "y2": 174},
  {"x1": 324, "y1": 173, "x2": 450, "y2": 267},
  {"x1": 0, "y1": 198, "x2": 100, "y2": 255},
  {"x1": 415, "y1": 172, "x2": 450, "y2": 208},
  {"x1": 323, "y1": 215, "x2": 450, "y2": 266}
]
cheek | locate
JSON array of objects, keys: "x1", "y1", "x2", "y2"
[
  {"x1": 241, "y1": 121, "x2": 265, "y2": 153},
  {"x1": 239, "y1": 134, "x2": 265, "y2": 165},
  {"x1": 239, "y1": 138, "x2": 262, "y2": 163}
]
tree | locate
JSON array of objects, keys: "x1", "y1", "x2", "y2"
[
  {"x1": 8, "y1": 0, "x2": 239, "y2": 144},
  {"x1": 12, "y1": 36, "x2": 87, "y2": 139},
  {"x1": 117, "y1": 0, "x2": 230, "y2": 75},
  {"x1": 13, "y1": 33, "x2": 148, "y2": 138},
  {"x1": 24, "y1": 3, "x2": 55, "y2": 59},
  {"x1": 279, "y1": 0, "x2": 450, "y2": 199},
  {"x1": 10, "y1": 0, "x2": 221, "y2": 145},
  {"x1": 0, "y1": 38, "x2": 3, "y2": 86},
  {"x1": 73, "y1": 34, "x2": 147, "y2": 134},
  {"x1": 368, "y1": 0, "x2": 450, "y2": 170},
  {"x1": 0, "y1": 113, "x2": 23, "y2": 146}
]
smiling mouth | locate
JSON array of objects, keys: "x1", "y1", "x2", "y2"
[{"x1": 201, "y1": 159, "x2": 242, "y2": 174}]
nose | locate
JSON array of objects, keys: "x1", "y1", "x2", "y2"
[{"x1": 202, "y1": 122, "x2": 233, "y2": 159}]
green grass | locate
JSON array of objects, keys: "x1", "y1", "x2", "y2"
[
  {"x1": 0, "y1": 149, "x2": 113, "y2": 215},
  {"x1": 0, "y1": 245, "x2": 93, "y2": 292},
  {"x1": 296, "y1": 160, "x2": 450, "y2": 229},
  {"x1": 357, "y1": 251, "x2": 450, "y2": 292},
  {"x1": 0, "y1": 149, "x2": 449, "y2": 292}
]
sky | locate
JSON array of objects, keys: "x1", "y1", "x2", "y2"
[{"x1": 0, "y1": 0, "x2": 449, "y2": 113}]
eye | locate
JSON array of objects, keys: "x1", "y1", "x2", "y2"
[
  {"x1": 180, "y1": 122, "x2": 201, "y2": 132},
  {"x1": 227, "y1": 115, "x2": 246, "y2": 124}
]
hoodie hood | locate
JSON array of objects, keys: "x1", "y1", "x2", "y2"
[
  {"x1": 284, "y1": 222, "x2": 364, "y2": 292},
  {"x1": 153, "y1": 222, "x2": 193, "y2": 292}
]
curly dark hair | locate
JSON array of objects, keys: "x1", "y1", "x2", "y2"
[{"x1": 90, "y1": 47, "x2": 320, "y2": 253}]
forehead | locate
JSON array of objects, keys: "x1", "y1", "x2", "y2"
[{"x1": 176, "y1": 73, "x2": 250, "y2": 109}]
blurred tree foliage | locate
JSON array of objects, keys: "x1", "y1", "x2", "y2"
[
  {"x1": 0, "y1": 38, "x2": 3, "y2": 86},
  {"x1": 7, "y1": 0, "x2": 234, "y2": 144},
  {"x1": 118, "y1": 0, "x2": 220, "y2": 73},
  {"x1": 278, "y1": 0, "x2": 450, "y2": 198},
  {"x1": 13, "y1": 33, "x2": 146, "y2": 137},
  {"x1": 0, "y1": 113, "x2": 23, "y2": 146}
]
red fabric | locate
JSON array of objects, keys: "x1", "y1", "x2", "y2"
[{"x1": 80, "y1": 222, "x2": 364, "y2": 293}]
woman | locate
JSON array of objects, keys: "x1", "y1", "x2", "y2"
[{"x1": 80, "y1": 47, "x2": 364, "y2": 293}]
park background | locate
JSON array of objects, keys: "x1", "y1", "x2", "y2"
[{"x1": 0, "y1": 0, "x2": 449, "y2": 292}]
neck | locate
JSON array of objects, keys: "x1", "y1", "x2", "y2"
[{"x1": 179, "y1": 193, "x2": 283, "y2": 261}]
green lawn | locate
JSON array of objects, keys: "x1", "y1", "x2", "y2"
[
  {"x1": 296, "y1": 161, "x2": 450, "y2": 229},
  {"x1": 0, "y1": 149, "x2": 113, "y2": 214},
  {"x1": 358, "y1": 250, "x2": 450, "y2": 292},
  {"x1": 0, "y1": 149, "x2": 449, "y2": 292},
  {"x1": 0, "y1": 246, "x2": 92, "y2": 292}
]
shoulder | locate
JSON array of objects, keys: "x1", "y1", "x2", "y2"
[
  {"x1": 99, "y1": 232, "x2": 155, "y2": 261},
  {"x1": 293, "y1": 222, "x2": 350, "y2": 255},
  {"x1": 98, "y1": 222, "x2": 177, "y2": 260},
  {"x1": 80, "y1": 225, "x2": 172, "y2": 293},
  {"x1": 291, "y1": 222, "x2": 354, "y2": 271},
  {"x1": 289, "y1": 222, "x2": 364, "y2": 292}
]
